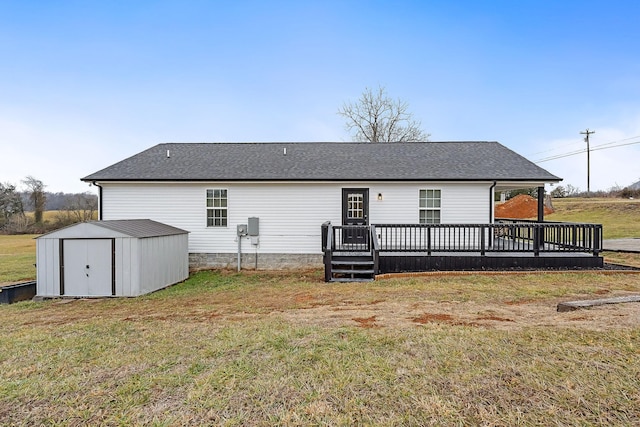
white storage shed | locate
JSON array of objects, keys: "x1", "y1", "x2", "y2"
[{"x1": 36, "y1": 219, "x2": 189, "y2": 297}]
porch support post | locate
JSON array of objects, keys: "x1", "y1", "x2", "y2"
[
  {"x1": 537, "y1": 186, "x2": 545, "y2": 222},
  {"x1": 535, "y1": 186, "x2": 545, "y2": 250}
]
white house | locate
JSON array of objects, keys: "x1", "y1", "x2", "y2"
[{"x1": 82, "y1": 142, "x2": 561, "y2": 270}]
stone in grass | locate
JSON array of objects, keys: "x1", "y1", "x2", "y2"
[{"x1": 557, "y1": 295, "x2": 640, "y2": 312}]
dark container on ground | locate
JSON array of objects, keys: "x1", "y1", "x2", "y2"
[{"x1": 0, "y1": 281, "x2": 36, "y2": 304}]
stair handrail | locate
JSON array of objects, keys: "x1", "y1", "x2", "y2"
[{"x1": 321, "y1": 221, "x2": 333, "y2": 282}]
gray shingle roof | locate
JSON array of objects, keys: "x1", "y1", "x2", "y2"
[
  {"x1": 82, "y1": 142, "x2": 561, "y2": 182},
  {"x1": 92, "y1": 219, "x2": 188, "y2": 238}
]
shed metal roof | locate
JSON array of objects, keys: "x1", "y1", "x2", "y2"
[
  {"x1": 37, "y1": 219, "x2": 188, "y2": 239},
  {"x1": 91, "y1": 219, "x2": 188, "y2": 238},
  {"x1": 82, "y1": 142, "x2": 561, "y2": 183}
]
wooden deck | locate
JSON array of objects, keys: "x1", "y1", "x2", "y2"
[{"x1": 322, "y1": 222, "x2": 604, "y2": 281}]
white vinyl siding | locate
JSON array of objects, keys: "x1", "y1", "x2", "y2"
[
  {"x1": 102, "y1": 183, "x2": 340, "y2": 254},
  {"x1": 100, "y1": 181, "x2": 494, "y2": 255},
  {"x1": 368, "y1": 182, "x2": 490, "y2": 225}
]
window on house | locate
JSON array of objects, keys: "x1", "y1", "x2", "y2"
[
  {"x1": 419, "y1": 189, "x2": 441, "y2": 224},
  {"x1": 206, "y1": 189, "x2": 227, "y2": 227}
]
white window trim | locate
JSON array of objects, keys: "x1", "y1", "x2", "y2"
[
  {"x1": 206, "y1": 188, "x2": 228, "y2": 227},
  {"x1": 419, "y1": 189, "x2": 441, "y2": 224}
]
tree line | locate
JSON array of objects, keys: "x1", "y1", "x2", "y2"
[{"x1": 0, "y1": 176, "x2": 97, "y2": 234}]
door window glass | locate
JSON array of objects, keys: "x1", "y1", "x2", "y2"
[{"x1": 347, "y1": 193, "x2": 364, "y2": 219}]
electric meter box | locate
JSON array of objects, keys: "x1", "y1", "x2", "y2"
[
  {"x1": 248, "y1": 217, "x2": 259, "y2": 236},
  {"x1": 237, "y1": 224, "x2": 248, "y2": 236}
]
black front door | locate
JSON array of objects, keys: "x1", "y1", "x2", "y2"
[{"x1": 342, "y1": 188, "x2": 369, "y2": 244}]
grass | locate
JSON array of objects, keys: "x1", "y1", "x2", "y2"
[
  {"x1": 1, "y1": 198, "x2": 640, "y2": 424},
  {"x1": 0, "y1": 234, "x2": 37, "y2": 285},
  {"x1": 548, "y1": 197, "x2": 640, "y2": 239},
  {"x1": 603, "y1": 251, "x2": 640, "y2": 268},
  {"x1": 1, "y1": 269, "x2": 639, "y2": 425}
]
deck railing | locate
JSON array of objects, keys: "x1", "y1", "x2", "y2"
[
  {"x1": 495, "y1": 219, "x2": 602, "y2": 255},
  {"x1": 323, "y1": 221, "x2": 603, "y2": 257},
  {"x1": 322, "y1": 223, "x2": 372, "y2": 253},
  {"x1": 373, "y1": 222, "x2": 602, "y2": 256}
]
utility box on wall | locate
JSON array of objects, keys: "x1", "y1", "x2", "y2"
[{"x1": 248, "y1": 217, "x2": 259, "y2": 236}]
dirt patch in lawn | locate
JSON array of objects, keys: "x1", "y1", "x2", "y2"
[
  {"x1": 278, "y1": 292, "x2": 640, "y2": 331},
  {"x1": 352, "y1": 315, "x2": 381, "y2": 328}
]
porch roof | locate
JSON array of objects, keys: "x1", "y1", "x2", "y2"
[{"x1": 83, "y1": 141, "x2": 561, "y2": 183}]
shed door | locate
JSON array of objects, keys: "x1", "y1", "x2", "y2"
[{"x1": 62, "y1": 239, "x2": 114, "y2": 296}]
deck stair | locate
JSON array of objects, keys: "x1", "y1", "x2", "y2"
[{"x1": 328, "y1": 253, "x2": 375, "y2": 282}]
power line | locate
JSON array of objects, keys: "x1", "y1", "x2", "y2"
[
  {"x1": 535, "y1": 147, "x2": 588, "y2": 162},
  {"x1": 526, "y1": 132, "x2": 640, "y2": 157},
  {"x1": 535, "y1": 138, "x2": 640, "y2": 163},
  {"x1": 592, "y1": 139, "x2": 640, "y2": 152},
  {"x1": 528, "y1": 138, "x2": 584, "y2": 156}
]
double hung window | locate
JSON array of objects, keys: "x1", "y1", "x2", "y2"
[
  {"x1": 206, "y1": 189, "x2": 227, "y2": 227},
  {"x1": 419, "y1": 189, "x2": 441, "y2": 224}
]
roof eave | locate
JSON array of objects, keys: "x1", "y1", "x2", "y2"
[{"x1": 84, "y1": 177, "x2": 562, "y2": 183}]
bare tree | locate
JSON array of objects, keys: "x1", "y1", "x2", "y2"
[
  {"x1": 338, "y1": 86, "x2": 430, "y2": 142},
  {"x1": 65, "y1": 193, "x2": 98, "y2": 222},
  {"x1": 550, "y1": 185, "x2": 567, "y2": 198},
  {"x1": 22, "y1": 176, "x2": 46, "y2": 223},
  {"x1": 53, "y1": 193, "x2": 98, "y2": 228},
  {"x1": 565, "y1": 184, "x2": 580, "y2": 197}
]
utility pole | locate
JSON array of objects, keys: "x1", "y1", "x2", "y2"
[{"x1": 580, "y1": 128, "x2": 595, "y2": 195}]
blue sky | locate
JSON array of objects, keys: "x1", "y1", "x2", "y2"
[{"x1": 1, "y1": 0, "x2": 639, "y2": 193}]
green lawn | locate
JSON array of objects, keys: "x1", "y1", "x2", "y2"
[
  {"x1": 0, "y1": 234, "x2": 37, "y2": 285},
  {"x1": 1, "y1": 269, "x2": 639, "y2": 425},
  {"x1": 548, "y1": 198, "x2": 640, "y2": 239}
]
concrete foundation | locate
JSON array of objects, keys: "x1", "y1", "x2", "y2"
[{"x1": 189, "y1": 252, "x2": 323, "y2": 270}]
